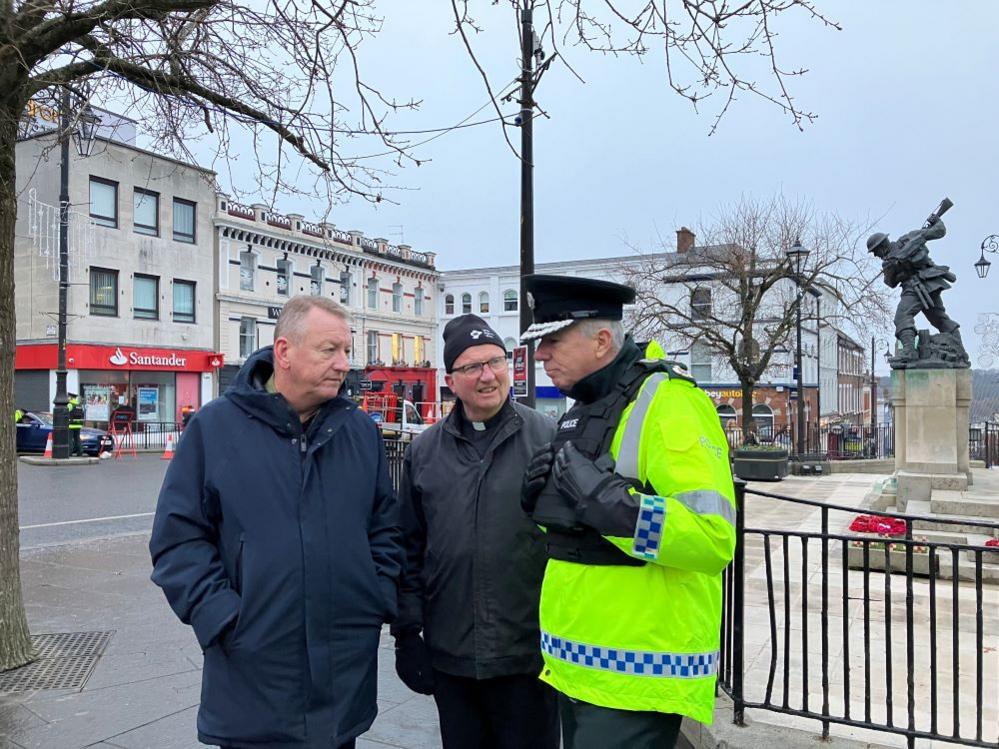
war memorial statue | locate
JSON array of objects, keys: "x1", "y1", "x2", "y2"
[{"x1": 867, "y1": 198, "x2": 970, "y2": 368}]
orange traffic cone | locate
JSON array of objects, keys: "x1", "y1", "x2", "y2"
[
  {"x1": 43, "y1": 432, "x2": 53, "y2": 458},
  {"x1": 161, "y1": 434, "x2": 175, "y2": 460}
]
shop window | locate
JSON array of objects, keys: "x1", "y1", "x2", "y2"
[
  {"x1": 133, "y1": 274, "x2": 158, "y2": 320},
  {"x1": 504, "y1": 289, "x2": 518, "y2": 312},
  {"x1": 414, "y1": 287, "x2": 424, "y2": 316},
  {"x1": 240, "y1": 251, "x2": 256, "y2": 291},
  {"x1": 173, "y1": 280, "x2": 195, "y2": 323},
  {"x1": 391, "y1": 333, "x2": 402, "y2": 363},
  {"x1": 367, "y1": 277, "x2": 378, "y2": 309},
  {"x1": 690, "y1": 342, "x2": 712, "y2": 382},
  {"x1": 392, "y1": 282, "x2": 403, "y2": 313},
  {"x1": 445, "y1": 294, "x2": 454, "y2": 315},
  {"x1": 461, "y1": 293, "x2": 471, "y2": 314},
  {"x1": 89, "y1": 177, "x2": 118, "y2": 228},
  {"x1": 367, "y1": 330, "x2": 379, "y2": 363},
  {"x1": 752, "y1": 404, "x2": 775, "y2": 440},
  {"x1": 479, "y1": 291, "x2": 489, "y2": 313},
  {"x1": 173, "y1": 198, "x2": 196, "y2": 243},
  {"x1": 239, "y1": 317, "x2": 257, "y2": 359},
  {"x1": 276, "y1": 258, "x2": 291, "y2": 296},
  {"x1": 717, "y1": 404, "x2": 737, "y2": 429},
  {"x1": 311, "y1": 264, "x2": 325, "y2": 296},
  {"x1": 89, "y1": 267, "x2": 118, "y2": 316},
  {"x1": 133, "y1": 189, "x2": 159, "y2": 236},
  {"x1": 414, "y1": 335, "x2": 424, "y2": 364},
  {"x1": 340, "y1": 270, "x2": 351, "y2": 305}
]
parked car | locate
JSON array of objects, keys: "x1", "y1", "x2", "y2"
[{"x1": 15, "y1": 411, "x2": 113, "y2": 456}]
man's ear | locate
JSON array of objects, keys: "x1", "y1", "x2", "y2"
[
  {"x1": 273, "y1": 336, "x2": 292, "y2": 371},
  {"x1": 594, "y1": 327, "x2": 615, "y2": 359}
]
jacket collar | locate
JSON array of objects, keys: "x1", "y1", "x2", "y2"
[{"x1": 442, "y1": 398, "x2": 520, "y2": 443}]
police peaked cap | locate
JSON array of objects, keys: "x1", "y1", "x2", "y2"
[{"x1": 520, "y1": 274, "x2": 635, "y2": 342}]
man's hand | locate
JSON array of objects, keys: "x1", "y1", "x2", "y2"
[
  {"x1": 552, "y1": 442, "x2": 640, "y2": 537},
  {"x1": 521, "y1": 444, "x2": 555, "y2": 514},
  {"x1": 394, "y1": 632, "x2": 436, "y2": 695}
]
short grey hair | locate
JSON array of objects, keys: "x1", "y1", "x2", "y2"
[
  {"x1": 574, "y1": 318, "x2": 625, "y2": 352},
  {"x1": 274, "y1": 295, "x2": 351, "y2": 342}
]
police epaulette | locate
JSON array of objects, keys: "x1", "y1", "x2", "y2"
[{"x1": 636, "y1": 358, "x2": 697, "y2": 385}]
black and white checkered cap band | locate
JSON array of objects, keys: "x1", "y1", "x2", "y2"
[{"x1": 519, "y1": 318, "x2": 576, "y2": 343}]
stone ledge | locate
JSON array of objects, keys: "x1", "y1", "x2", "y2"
[{"x1": 18, "y1": 456, "x2": 101, "y2": 466}]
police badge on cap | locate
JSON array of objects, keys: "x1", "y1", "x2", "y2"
[{"x1": 520, "y1": 274, "x2": 636, "y2": 342}]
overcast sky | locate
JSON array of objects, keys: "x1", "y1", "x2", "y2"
[{"x1": 214, "y1": 1, "x2": 999, "y2": 372}]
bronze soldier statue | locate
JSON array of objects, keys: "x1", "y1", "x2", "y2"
[{"x1": 867, "y1": 198, "x2": 969, "y2": 368}]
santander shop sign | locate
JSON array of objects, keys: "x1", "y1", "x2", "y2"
[{"x1": 109, "y1": 347, "x2": 188, "y2": 368}]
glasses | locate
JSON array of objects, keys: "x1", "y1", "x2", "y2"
[{"x1": 451, "y1": 355, "x2": 508, "y2": 378}]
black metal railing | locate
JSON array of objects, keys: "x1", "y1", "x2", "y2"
[
  {"x1": 105, "y1": 421, "x2": 183, "y2": 450},
  {"x1": 719, "y1": 481, "x2": 999, "y2": 747},
  {"x1": 383, "y1": 436, "x2": 407, "y2": 494}
]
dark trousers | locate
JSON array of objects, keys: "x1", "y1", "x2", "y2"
[
  {"x1": 432, "y1": 670, "x2": 559, "y2": 749},
  {"x1": 560, "y1": 694, "x2": 682, "y2": 749},
  {"x1": 69, "y1": 429, "x2": 82, "y2": 456}
]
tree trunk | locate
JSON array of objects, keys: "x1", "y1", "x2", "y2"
[
  {"x1": 0, "y1": 102, "x2": 35, "y2": 671},
  {"x1": 740, "y1": 380, "x2": 755, "y2": 443}
]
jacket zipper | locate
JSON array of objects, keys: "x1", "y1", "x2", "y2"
[{"x1": 235, "y1": 533, "x2": 245, "y2": 594}]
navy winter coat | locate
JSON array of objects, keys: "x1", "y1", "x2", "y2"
[{"x1": 150, "y1": 347, "x2": 402, "y2": 748}]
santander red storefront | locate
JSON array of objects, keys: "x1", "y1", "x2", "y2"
[{"x1": 15, "y1": 343, "x2": 224, "y2": 428}]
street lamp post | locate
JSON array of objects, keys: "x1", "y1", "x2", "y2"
[
  {"x1": 976, "y1": 234, "x2": 999, "y2": 279},
  {"x1": 786, "y1": 239, "x2": 810, "y2": 456},
  {"x1": 52, "y1": 89, "x2": 100, "y2": 459}
]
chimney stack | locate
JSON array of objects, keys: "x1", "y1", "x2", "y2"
[{"x1": 676, "y1": 226, "x2": 696, "y2": 253}]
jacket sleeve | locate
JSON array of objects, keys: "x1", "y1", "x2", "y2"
[
  {"x1": 149, "y1": 416, "x2": 241, "y2": 649},
  {"x1": 606, "y1": 381, "x2": 737, "y2": 575},
  {"x1": 370, "y1": 432, "x2": 404, "y2": 623},
  {"x1": 390, "y1": 444, "x2": 427, "y2": 637}
]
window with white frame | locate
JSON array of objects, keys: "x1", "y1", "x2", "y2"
[
  {"x1": 503, "y1": 289, "x2": 518, "y2": 312},
  {"x1": 240, "y1": 251, "x2": 255, "y2": 291},
  {"x1": 311, "y1": 264, "x2": 325, "y2": 296},
  {"x1": 691, "y1": 287, "x2": 712, "y2": 320},
  {"x1": 239, "y1": 317, "x2": 257, "y2": 359},
  {"x1": 414, "y1": 335, "x2": 424, "y2": 364},
  {"x1": 392, "y1": 282, "x2": 403, "y2": 313},
  {"x1": 367, "y1": 277, "x2": 378, "y2": 309},
  {"x1": 340, "y1": 271, "x2": 351, "y2": 305},
  {"x1": 445, "y1": 294, "x2": 454, "y2": 315},
  {"x1": 479, "y1": 291, "x2": 489, "y2": 313},
  {"x1": 504, "y1": 337, "x2": 517, "y2": 359},
  {"x1": 461, "y1": 293, "x2": 471, "y2": 314},
  {"x1": 367, "y1": 330, "x2": 379, "y2": 363},
  {"x1": 414, "y1": 286, "x2": 424, "y2": 316},
  {"x1": 276, "y1": 257, "x2": 291, "y2": 296},
  {"x1": 690, "y1": 342, "x2": 713, "y2": 382},
  {"x1": 173, "y1": 280, "x2": 195, "y2": 323}
]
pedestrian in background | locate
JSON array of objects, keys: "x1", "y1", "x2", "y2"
[
  {"x1": 392, "y1": 314, "x2": 559, "y2": 749},
  {"x1": 150, "y1": 295, "x2": 402, "y2": 749},
  {"x1": 520, "y1": 275, "x2": 736, "y2": 749}
]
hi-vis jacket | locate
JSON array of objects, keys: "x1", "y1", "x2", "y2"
[{"x1": 538, "y1": 341, "x2": 736, "y2": 725}]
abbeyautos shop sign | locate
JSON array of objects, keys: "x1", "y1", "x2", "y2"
[{"x1": 15, "y1": 343, "x2": 223, "y2": 372}]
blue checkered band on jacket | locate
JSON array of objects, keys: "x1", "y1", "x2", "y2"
[
  {"x1": 541, "y1": 632, "x2": 718, "y2": 678},
  {"x1": 633, "y1": 494, "x2": 666, "y2": 560}
]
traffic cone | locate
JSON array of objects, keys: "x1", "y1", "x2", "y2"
[
  {"x1": 43, "y1": 432, "x2": 53, "y2": 458},
  {"x1": 161, "y1": 434, "x2": 175, "y2": 461}
]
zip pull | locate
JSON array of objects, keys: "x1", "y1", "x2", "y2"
[{"x1": 300, "y1": 434, "x2": 307, "y2": 454}]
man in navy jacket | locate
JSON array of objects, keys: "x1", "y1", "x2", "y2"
[{"x1": 150, "y1": 295, "x2": 402, "y2": 749}]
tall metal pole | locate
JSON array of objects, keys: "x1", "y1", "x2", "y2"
[
  {"x1": 795, "y1": 284, "x2": 805, "y2": 456},
  {"x1": 814, "y1": 294, "x2": 821, "y2": 431},
  {"x1": 870, "y1": 335, "x2": 877, "y2": 435},
  {"x1": 518, "y1": 4, "x2": 536, "y2": 408},
  {"x1": 52, "y1": 88, "x2": 71, "y2": 459}
]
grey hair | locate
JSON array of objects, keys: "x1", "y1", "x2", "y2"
[
  {"x1": 574, "y1": 318, "x2": 625, "y2": 352},
  {"x1": 274, "y1": 295, "x2": 351, "y2": 342}
]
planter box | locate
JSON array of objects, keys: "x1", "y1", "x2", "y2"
[
  {"x1": 846, "y1": 544, "x2": 939, "y2": 576},
  {"x1": 732, "y1": 448, "x2": 788, "y2": 482}
]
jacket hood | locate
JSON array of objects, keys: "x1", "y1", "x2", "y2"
[{"x1": 225, "y1": 346, "x2": 346, "y2": 435}]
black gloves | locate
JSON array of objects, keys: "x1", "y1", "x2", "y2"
[
  {"x1": 552, "y1": 441, "x2": 640, "y2": 537},
  {"x1": 521, "y1": 444, "x2": 555, "y2": 514},
  {"x1": 394, "y1": 632, "x2": 435, "y2": 695}
]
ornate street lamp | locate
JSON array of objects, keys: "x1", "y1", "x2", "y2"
[
  {"x1": 785, "y1": 239, "x2": 809, "y2": 456},
  {"x1": 976, "y1": 235, "x2": 998, "y2": 279},
  {"x1": 52, "y1": 90, "x2": 101, "y2": 459}
]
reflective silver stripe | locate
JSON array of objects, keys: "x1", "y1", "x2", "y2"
[
  {"x1": 615, "y1": 372, "x2": 667, "y2": 479},
  {"x1": 541, "y1": 631, "x2": 718, "y2": 679},
  {"x1": 673, "y1": 489, "x2": 737, "y2": 527}
]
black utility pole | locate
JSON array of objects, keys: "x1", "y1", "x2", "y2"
[
  {"x1": 870, "y1": 335, "x2": 877, "y2": 434},
  {"x1": 52, "y1": 88, "x2": 71, "y2": 459},
  {"x1": 794, "y1": 286, "x2": 804, "y2": 455},
  {"x1": 518, "y1": 4, "x2": 536, "y2": 408}
]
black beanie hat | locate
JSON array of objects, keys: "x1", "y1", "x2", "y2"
[{"x1": 443, "y1": 314, "x2": 506, "y2": 372}]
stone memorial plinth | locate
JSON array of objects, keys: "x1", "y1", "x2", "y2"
[{"x1": 892, "y1": 367, "x2": 971, "y2": 506}]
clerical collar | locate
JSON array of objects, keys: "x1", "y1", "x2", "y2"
[
  {"x1": 566, "y1": 336, "x2": 642, "y2": 404},
  {"x1": 458, "y1": 399, "x2": 510, "y2": 432}
]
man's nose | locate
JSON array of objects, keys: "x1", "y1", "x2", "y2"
[
  {"x1": 334, "y1": 351, "x2": 351, "y2": 371},
  {"x1": 478, "y1": 362, "x2": 498, "y2": 382},
  {"x1": 534, "y1": 343, "x2": 549, "y2": 361}
]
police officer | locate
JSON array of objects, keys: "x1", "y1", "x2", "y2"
[
  {"x1": 519, "y1": 275, "x2": 736, "y2": 749},
  {"x1": 14, "y1": 407, "x2": 23, "y2": 423},
  {"x1": 67, "y1": 392, "x2": 84, "y2": 456}
]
